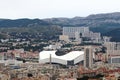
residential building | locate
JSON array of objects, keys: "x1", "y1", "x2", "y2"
[
  {"x1": 63, "y1": 27, "x2": 89, "y2": 38},
  {"x1": 59, "y1": 35, "x2": 70, "y2": 42},
  {"x1": 84, "y1": 46, "x2": 93, "y2": 68}
]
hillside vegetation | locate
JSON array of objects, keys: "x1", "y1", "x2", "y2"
[{"x1": 0, "y1": 12, "x2": 120, "y2": 41}]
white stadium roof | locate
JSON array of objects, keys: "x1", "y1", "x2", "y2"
[{"x1": 39, "y1": 50, "x2": 84, "y2": 65}]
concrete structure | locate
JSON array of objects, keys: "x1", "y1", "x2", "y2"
[
  {"x1": 0, "y1": 53, "x2": 4, "y2": 60},
  {"x1": 103, "y1": 36, "x2": 111, "y2": 42},
  {"x1": 104, "y1": 42, "x2": 120, "y2": 54},
  {"x1": 59, "y1": 35, "x2": 70, "y2": 42},
  {"x1": 63, "y1": 27, "x2": 89, "y2": 38},
  {"x1": 84, "y1": 46, "x2": 93, "y2": 68},
  {"x1": 89, "y1": 32, "x2": 101, "y2": 43},
  {"x1": 108, "y1": 56, "x2": 120, "y2": 63},
  {"x1": 75, "y1": 32, "x2": 82, "y2": 43},
  {"x1": 39, "y1": 51, "x2": 84, "y2": 65},
  {"x1": 62, "y1": 27, "x2": 101, "y2": 43}
]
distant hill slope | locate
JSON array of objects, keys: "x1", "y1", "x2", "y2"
[
  {"x1": 0, "y1": 19, "x2": 50, "y2": 27},
  {"x1": 44, "y1": 12, "x2": 120, "y2": 41},
  {"x1": 1, "y1": 12, "x2": 120, "y2": 41},
  {"x1": 104, "y1": 28, "x2": 120, "y2": 42},
  {"x1": 44, "y1": 12, "x2": 120, "y2": 25},
  {"x1": 44, "y1": 12, "x2": 120, "y2": 33}
]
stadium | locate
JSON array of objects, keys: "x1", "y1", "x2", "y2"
[{"x1": 39, "y1": 50, "x2": 84, "y2": 65}]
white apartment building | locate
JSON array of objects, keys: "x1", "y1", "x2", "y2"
[
  {"x1": 63, "y1": 27, "x2": 89, "y2": 38},
  {"x1": 59, "y1": 35, "x2": 70, "y2": 42},
  {"x1": 62, "y1": 27, "x2": 101, "y2": 43},
  {"x1": 104, "y1": 42, "x2": 120, "y2": 54},
  {"x1": 103, "y1": 36, "x2": 111, "y2": 42}
]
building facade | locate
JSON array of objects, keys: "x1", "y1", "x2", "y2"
[
  {"x1": 62, "y1": 27, "x2": 101, "y2": 43},
  {"x1": 39, "y1": 51, "x2": 84, "y2": 65},
  {"x1": 108, "y1": 56, "x2": 120, "y2": 63},
  {"x1": 84, "y1": 46, "x2": 93, "y2": 68},
  {"x1": 63, "y1": 27, "x2": 89, "y2": 38},
  {"x1": 104, "y1": 42, "x2": 120, "y2": 54}
]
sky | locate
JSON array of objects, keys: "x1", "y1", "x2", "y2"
[{"x1": 0, "y1": 0, "x2": 120, "y2": 19}]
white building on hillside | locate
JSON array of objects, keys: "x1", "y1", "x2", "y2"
[{"x1": 63, "y1": 27, "x2": 89, "y2": 38}]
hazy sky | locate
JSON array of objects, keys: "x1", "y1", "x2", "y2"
[{"x1": 0, "y1": 0, "x2": 120, "y2": 19}]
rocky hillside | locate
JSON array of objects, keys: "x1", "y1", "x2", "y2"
[
  {"x1": 44, "y1": 12, "x2": 120, "y2": 41},
  {"x1": 44, "y1": 12, "x2": 120, "y2": 33},
  {"x1": 1, "y1": 12, "x2": 120, "y2": 41}
]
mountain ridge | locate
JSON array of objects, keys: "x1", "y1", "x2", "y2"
[{"x1": 0, "y1": 12, "x2": 120, "y2": 41}]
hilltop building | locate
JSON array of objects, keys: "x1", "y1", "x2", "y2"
[
  {"x1": 63, "y1": 27, "x2": 89, "y2": 38},
  {"x1": 59, "y1": 35, "x2": 70, "y2": 42},
  {"x1": 61, "y1": 27, "x2": 101, "y2": 43},
  {"x1": 103, "y1": 36, "x2": 111, "y2": 42}
]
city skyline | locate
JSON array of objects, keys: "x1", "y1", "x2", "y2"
[{"x1": 0, "y1": 0, "x2": 120, "y2": 19}]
